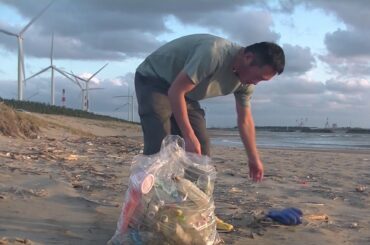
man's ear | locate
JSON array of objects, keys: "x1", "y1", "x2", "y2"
[{"x1": 243, "y1": 52, "x2": 254, "y2": 66}]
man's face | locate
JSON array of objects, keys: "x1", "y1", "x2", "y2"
[{"x1": 238, "y1": 53, "x2": 277, "y2": 85}]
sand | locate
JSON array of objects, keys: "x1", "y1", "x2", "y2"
[{"x1": 0, "y1": 113, "x2": 369, "y2": 244}]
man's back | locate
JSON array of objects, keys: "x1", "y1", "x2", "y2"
[{"x1": 136, "y1": 34, "x2": 253, "y2": 104}]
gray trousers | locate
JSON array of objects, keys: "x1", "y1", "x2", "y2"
[{"x1": 135, "y1": 72, "x2": 210, "y2": 156}]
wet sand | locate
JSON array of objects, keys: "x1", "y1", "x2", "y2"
[{"x1": 0, "y1": 113, "x2": 369, "y2": 244}]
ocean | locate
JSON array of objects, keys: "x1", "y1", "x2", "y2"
[{"x1": 211, "y1": 130, "x2": 370, "y2": 151}]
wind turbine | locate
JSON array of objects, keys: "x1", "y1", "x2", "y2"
[
  {"x1": 65, "y1": 63, "x2": 108, "y2": 111},
  {"x1": 25, "y1": 33, "x2": 75, "y2": 105},
  {"x1": 70, "y1": 71, "x2": 104, "y2": 110},
  {"x1": 0, "y1": 1, "x2": 54, "y2": 101},
  {"x1": 113, "y1": 102, "x2": 131, "y2": 120},
  {"x1": 113, "y1": 87, "x2": 135, "y2": 122}
]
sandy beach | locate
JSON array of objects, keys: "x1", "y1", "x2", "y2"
[{"x1": 1, "y1": 113, "x2": 369, "y2": 244}]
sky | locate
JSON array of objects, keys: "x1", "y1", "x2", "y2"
[{"x1": 0, "y1": 0, "x2": 369, "y2": 128}]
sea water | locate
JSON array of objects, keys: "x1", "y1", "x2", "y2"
[{"x1": 211, "y1": 130, "x2": 370, "y2": 150}]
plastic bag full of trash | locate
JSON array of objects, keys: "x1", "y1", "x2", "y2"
[{"x1": 108, "y1": 135, "x2": 220, "y2": 245}]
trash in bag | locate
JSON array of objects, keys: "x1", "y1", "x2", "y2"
[{"x1": 108, "y1": 135, "x2": 221, "y2": 245}]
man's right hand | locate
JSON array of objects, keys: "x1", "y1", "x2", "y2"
[{"x1": 184, "y1": 134, "x2": 201, "y2": 154}]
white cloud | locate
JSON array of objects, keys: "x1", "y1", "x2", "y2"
[
  {"x1": 110, "y1": 78, "x2": 128, "y2": 87},
  {"x1": 326, "y1": 79, "x2": 370, "y2": 93}
]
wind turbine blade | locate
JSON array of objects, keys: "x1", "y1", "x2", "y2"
[
  {"x1": 0, "y1": 29, "x2": 18, "y2": 37},
  {"x1": 87, "y1": 63, "x2": 109, "y2": 82},
  {"x1": 87, "y1": 87, "x2": 104, "y2": 91},
  {"x1": 63, "y1": 70, "x2": 88, "y2": 82},
  {"x1": 20, "y1": 1, "x2": 54, "y2": 35},
  {"x1": 113, "y1": 95, "x2": 129, "y2": 98},
  {"x1": 54, "y1": 67, "x2": 76, "y2": 83},
  {"x1": 50, "y1": 32, "x2": 54, "y2": 65},
  {"x1": 25, "y1": 66, "x2": 51, "y2": 81},
  {"x1": 26, "y1": 92, "x2": 39, "y2": 100},
  {"x1": 70, "y1": 71, "x2": 83, "y2": 89}
]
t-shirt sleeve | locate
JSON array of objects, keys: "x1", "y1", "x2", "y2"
[
  {"x1": 234, "y1": 84, "x2": 255, "y2": 107},
  {"x1": 183, "y1": 45, "x2": 220, "y2": 85}
]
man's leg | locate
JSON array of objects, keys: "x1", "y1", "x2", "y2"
[{"x1": 135, "y1": 72, "x2": 172, "y2": 155}]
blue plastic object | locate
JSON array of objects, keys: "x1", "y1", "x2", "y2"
[
  {"x1": 129, "y1": 229, "x2": 143, "y2": 245},
  {"x1": 266, "y1": 207, "x2": 303, "y2": 225}
]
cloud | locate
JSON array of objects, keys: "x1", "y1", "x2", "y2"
[
  {"x1": 296, "y1": 0, "x2": 370, "y2": 78},
  {"x1": 0, "y1": 0, "x2": 278, "y2": 61},
  {"x1": 324, "y1": 29, "x2": 370, "y2": 58},
  {"x1": 304, "y1": 0, "x2": 370, "y2": 31},
  {"x1": 107, "y1": 72, "x2": 134, "y2": 87},
  {"x1": 255, "y1": 76, "x2": 325, "y2": 95},
  {"x1": 319, "y1": 54, "x2": 370, "y2": 77},
  {"x1": 181, "y1": 9, "x2": 280, "y2": 44},
  {"x1": 110, "y1": 78, "x2": 127, "y2": 87},
  {"x1": 283, "y1": 44, "x2": 316, "y2": 74},
  {"x1": 325, "y1": 79, "x2": 370, "y2": 93}
]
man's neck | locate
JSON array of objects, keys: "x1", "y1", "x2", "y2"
[{"x1": 232, "y1": 48, "x2": 244, "y2": 76}]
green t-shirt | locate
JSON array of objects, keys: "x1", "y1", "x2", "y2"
[{"x1": 136, "y1": 34, "x2": 254, "y2": 107}]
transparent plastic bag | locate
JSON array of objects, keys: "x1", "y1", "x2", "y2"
[{"x1": 108, "y1": 135, "x2": 220, "y2": 245}]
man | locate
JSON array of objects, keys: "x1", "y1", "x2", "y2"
[{"x1": 135, "y1": 34, "x2": 285, "y2": 182}]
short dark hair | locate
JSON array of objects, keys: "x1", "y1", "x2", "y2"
[{"x1": 244, "y1": 42, "x2": 285, "y2": 75}]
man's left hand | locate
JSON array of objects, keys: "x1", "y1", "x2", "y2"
[{"x1": 248, "y1": 159, "x2": 264, "y2": 182}]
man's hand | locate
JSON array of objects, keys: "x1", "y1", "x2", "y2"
[
  {"x1": 248, "y1": 159, "x2": 264, "y2": 182},
  {"x1": 184, "y1": 134, "x2": 201, "y2": 154}
]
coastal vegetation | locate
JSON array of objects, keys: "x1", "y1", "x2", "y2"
[{"x1": 1, "y1": 97, "x2": 133, "y2": 123}]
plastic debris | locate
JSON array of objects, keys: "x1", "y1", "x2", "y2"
[
  {"x1": 355, "y1": 185, "x2": 367, "y2": 192},
  {"x1": 305, "y1": 214, "x2": 329, "y2": 222},
  {"x1": 108, "y1": 135, "x2": 220, "y2": 245},
  {"x1": 65, "y1": 154, "x2": 78, "y2": 161},
  {"x1": 266, "y1": 207, "x2": 303, "y2": 225},
  {"x1": 216, "y1": 217, "x2": 234, "y2": 232}
]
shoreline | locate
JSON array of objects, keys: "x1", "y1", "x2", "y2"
[{"x1": 212, "y1": 143, "x2": 370, "y2": 155}]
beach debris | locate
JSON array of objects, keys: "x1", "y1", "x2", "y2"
[
  {"x1": 65, "y1": 154, "x2": 78, "y2": 161},
  {"x1": 350, "y1": 222, "x2": 359, "y2": 228},
  {"x1": 216, "y1": 217, "x2": 234, "y2": 232},
  {"x1": 266, "y1": 207, "x2": 303, "y2": 225},
  {"x1": 305, "y1": 214, "x2": 329, "y2": 222},
  {"x1": 72, "y1": 182, "x2": 83, "y2": 189},
  {"x1": 355, "y1": 185, "x2": 367, "y2": 192},
  {"x1": 301, "y1": 202, "x2": 325, "y2": 206},
  {"x1": 229, "y1": 187, "x2": 243, "y2": 194},
  {"x1": 223, "y1": 169, "x2": 236, "y2": 176},
  {"x1": 0, "y1": 237, "x2": 34, "y2": 245}
]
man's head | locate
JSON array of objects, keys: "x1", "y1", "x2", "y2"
[{"x1": 235, "y1": 42, "x2": 285, "y2": 85}]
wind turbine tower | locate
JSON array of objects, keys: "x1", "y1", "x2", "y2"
[
  {"x1": 0, "y1": 1, "x2": 54, "y2": 101},
  {"x1": 61, "y1": 88, "x2": 66, "y2": 107}
]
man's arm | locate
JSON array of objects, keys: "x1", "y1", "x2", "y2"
[
  {"x1": 235, "y1": 100, "x2": 264, "y2": 182},
  {"x1": 168, "y1": 70, "x2": 201, "y2": 154}
]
